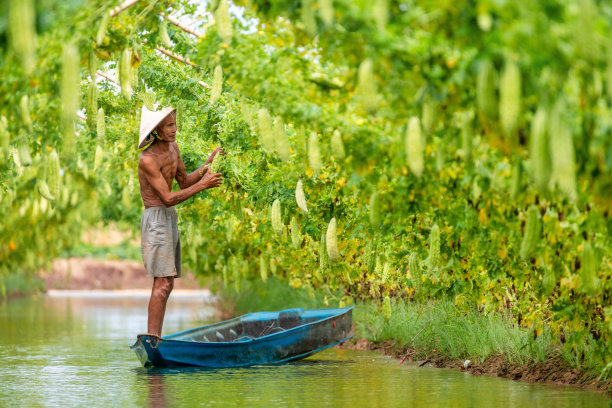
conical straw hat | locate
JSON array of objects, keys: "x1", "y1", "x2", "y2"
[{"x1": 138, "y1": 105, "x2": 176, "y2": 149}]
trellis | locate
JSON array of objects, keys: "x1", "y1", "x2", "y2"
[{"x1": 95, "y1": 0, "x2": 211, "y2": 94}]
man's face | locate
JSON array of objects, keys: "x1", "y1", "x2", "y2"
[{"x1": 155, "y1": 112, "x2": 177, "y2": 143}]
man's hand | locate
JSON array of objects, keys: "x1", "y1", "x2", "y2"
[
  {"x1": 205, "y1": 146, "x2": 226, "y2": 165},
  {"x1": 199, "y1": 169, "x2": 223, "y2": 190}
]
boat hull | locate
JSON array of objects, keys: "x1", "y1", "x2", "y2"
[{"x1": 131, "y1": 307, "x2": 353, "y2": 368}]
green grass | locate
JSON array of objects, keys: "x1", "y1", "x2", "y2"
[
  {"x1": 60, "y1": 241, "x2": 142, "y2": 260},
  {"x1": 354, "y1": 299, "x2": 552, "y2": 365},
  {"x1": 216, "y1": 277, "x2": 332, "y2": 314},
  {"x1": 1, "y1": 274, "x2": 46, "y2": 299}
]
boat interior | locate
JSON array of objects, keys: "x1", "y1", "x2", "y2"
[{"x1": 164, "y1": 308, "x2": 342, "y2": 343}]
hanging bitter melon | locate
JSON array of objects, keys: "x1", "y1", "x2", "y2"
[
  {"x1": 308, "y1": 132, "x2": 322, "y2": 174},
  {"x1": 209, "y1": 64, "x2": 223, "y2": 106},
  {"x1": 520, "y1": 205, "x2": 540, "y2": 260},
  {"x1": 529, "y1": 106, "x2": 550, "y2": 193},
  {"x1": 406, "y1": 117, "x2": 424, "y2": 177},
  {"x1": 273, "y1": 117, "x2": 290, "y2": 161},
  {"x1": 499, "y1": 59, "x2": 521, "y2": 143},
  {"x1": 331, "y1": 129, "x2": 346, "y2": 160},
  {"x1": 271, "y1": 199, "x2": 283, "y2": 235},
  {"x1": 295, "y1": 180, "x2": 309, "y2": 213},
  {"x1": 257, "y1": 108, "x2": 275, "y2": 154},
  {"x1": 326, "y1": 217, "x2": 338, "y2": 262}
]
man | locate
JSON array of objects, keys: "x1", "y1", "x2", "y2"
[{"x1": 138, "y1": 105, "x2": 223, "y2": 337}]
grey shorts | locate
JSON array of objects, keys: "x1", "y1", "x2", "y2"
[{"x1": 141, "y1": 206, "x2": 181, "y2": 278}]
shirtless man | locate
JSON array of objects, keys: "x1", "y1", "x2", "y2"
[{"x1": 138, "y1": 107, "x2": 223, "y2": 337}]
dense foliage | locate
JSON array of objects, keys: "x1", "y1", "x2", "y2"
[{"x1": 1, "y1": 0, "x2": 611, "y2": 372}]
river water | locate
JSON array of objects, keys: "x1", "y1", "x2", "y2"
[{"x1": 0, "y1": 295, "x2": 609, "y2": 408}]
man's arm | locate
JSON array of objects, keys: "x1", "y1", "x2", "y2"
[
  {"x1": 140, "y1": 154, "x2": 222, "y2": 207},
  {"x1": 175, "y1": 159, "x2": 208, "y2": 189},
  {"x1": 175, "y1": 145, "x2": 224, "y2": 189}
]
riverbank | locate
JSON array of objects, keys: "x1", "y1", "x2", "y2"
[
  {"x1": 217, "y1": 277, "x2": 612, "y2": 398},
  {"x1": 337, "y1": 337, "x2": 610, "y2": 394},
  {"x1": 41, "y1": 258, "x2": 202, "y2": 291}
]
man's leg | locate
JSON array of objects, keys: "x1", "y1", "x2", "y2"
[{"x1": 147, "y1": 276, "x2": 174, "y2": 337}]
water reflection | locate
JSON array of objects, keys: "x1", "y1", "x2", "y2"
[
  {"x1": 146, "y1": 372, "x2": 169, "y2": 408},
  {"x1": 139, "y1": 358, "x2": 354, "y2": 408}
]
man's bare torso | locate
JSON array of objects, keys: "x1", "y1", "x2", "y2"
[{"x1": 139, "y1": 141, "x2": 179, "y2": 208}]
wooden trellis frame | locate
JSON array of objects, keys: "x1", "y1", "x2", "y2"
[
  {"x1": 162, "y1": 13, "x2": 204, "y2": 39},
  {"x1": 110, "y1": 0, "x2": 140, "y2": 17},
  {"x1": 155, "y1": 46, "x2": 198, "y2": 68},
  {"x1": 96, "y1": 70, "x2": 118, "y2": 84},
  {"x1": 96, "y1": 1, "x2": 211, "y2": 90}
]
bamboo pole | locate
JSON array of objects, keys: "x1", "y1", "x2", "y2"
[
  {"x1": 110, "y1": 0, "x2": 140, "y2": 17},
  {"x1": 155, "y1": 46, "x2": 198, "y2": 67},
  {"x1": 154, "y1": 47, "x2": 211, "y2": 89},
  {"x1": 162, "y1": 13, "x2": 203, "y2": 38},
  {"x1": 154, "y1": 46, "x2": 211, "y2": 89},
  {"x1": 96, "y1": 70, "x2": 119, "y2": 85},
  {"x1": 198, "y1": 81, "x2": 212, "y2": 90}
]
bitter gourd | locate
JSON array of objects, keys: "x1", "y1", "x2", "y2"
[{"x1": 326, "y1": 217, "x2": 338, "y2": 262}]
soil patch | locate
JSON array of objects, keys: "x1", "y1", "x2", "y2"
[
  {"x1": 336, "y1": 338, "x2": 612, "y2": 397},
  {"x1": 40, "y1": 258, "x2": 202, "y2": 290}
]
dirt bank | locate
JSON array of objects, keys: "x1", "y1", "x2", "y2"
[
  {"x1": 40, "y1": 258, "x2": 202, "y2": 290},
  {"x1": 336, "y1": 337, "x2": 612, "y2": 397}
]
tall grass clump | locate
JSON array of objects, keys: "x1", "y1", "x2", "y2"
[
  {"x1": 354, "y1": 299, "x2": 553, "y2": 365},
  {"x1": 217, "y1": 277, "x2": 335, "y2": 315}
]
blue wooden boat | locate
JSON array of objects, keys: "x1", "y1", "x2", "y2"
[{"x1": 131, "y1": 306, "x2": 353, "y2": 368}]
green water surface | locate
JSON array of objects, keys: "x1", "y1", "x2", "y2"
[{"x1": 0, "y1": 296, "x2": 609, "y2": 408}]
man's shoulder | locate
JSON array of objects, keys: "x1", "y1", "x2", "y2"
[{"x1": 139, "y1": 150, "x2": 156, "y2": 167}]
